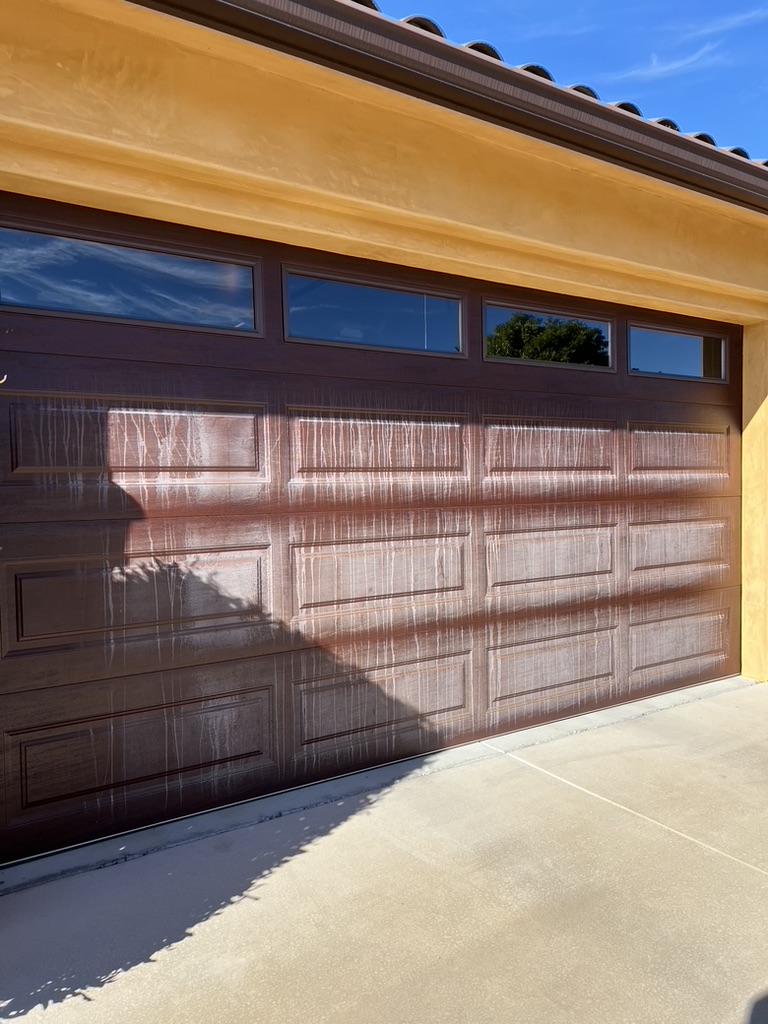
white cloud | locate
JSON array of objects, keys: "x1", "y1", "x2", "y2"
[
  {"x1": 596, "y1": 43, "x2": 726, "y2": 83},
  {"x1": 685, "y1": 7, "x2": 768, "y2": 37}
]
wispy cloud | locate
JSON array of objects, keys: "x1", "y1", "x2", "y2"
[
  {"x1": 684, "y1": 7, "x2": 768, "y2": 37},
  {"x1": 515, "y1": 22, "x2": 597, "y2": 42},
  {"x1": 596, "y1": 43, "x2": 726, "y2": 83}
]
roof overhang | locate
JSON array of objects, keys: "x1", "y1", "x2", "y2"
[{"x1": 126, "y1": 0, "x2": 768, "y2": 216}]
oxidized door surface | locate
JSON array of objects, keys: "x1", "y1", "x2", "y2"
[{"x1": 0, "y1": 237, "x2": 741, "y2": 861}]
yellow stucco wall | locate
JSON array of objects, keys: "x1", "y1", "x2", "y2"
[
  {"x1": 3, "y1": 0, "x2": 768, "y2": 678},
  {"x1": 3, "y1": 0, "x2": 768, "y2": 323},
  {"x1": 743, "y1": 324, "x2": 768, "y2": 680}
]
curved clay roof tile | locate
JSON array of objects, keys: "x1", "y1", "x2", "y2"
[
  {"x1": 650, "y1": 117, "x2": 680, "y2": 131},
  {"x1": 517, "y1": 63, "x2": 554, "y2": 81},
  {"x1": 611, "y1": 101, "x2": 643, "y2": 116},
  {"x1": 568, "y1": 84, "x2": 600, "y2": 99},
  {"x1": 463, "y1": 40, "x2": 503, "y2": 60},
  {"x1": 689, "y1": 132, "x2": 717, "y2": 145},
  {"x1": 401, "y1": 15, "x2": 445, "y2": 36}
]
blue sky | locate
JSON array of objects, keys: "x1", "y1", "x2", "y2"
[{"x1": 378, "y1": 1, "x2": 768, "y2": 160}]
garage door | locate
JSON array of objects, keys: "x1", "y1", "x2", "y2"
[{"x1": 0, "y1": 203, "x2": 741, "y2": 860}]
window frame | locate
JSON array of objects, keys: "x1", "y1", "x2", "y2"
[
  {"x1": 481, "y1": 298, "x2": 616, "y2": 372},
  {"x1": 627, "y1": 321, "x2": 728, "y2": 383},
  {"x1": 0, "y1": 222, "x2": 264, "y2": 337},
  {"x1": 282, "y1": 264, "x2": 467, "y2": 359}
]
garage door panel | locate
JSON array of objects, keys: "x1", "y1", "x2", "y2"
[
  {"x1": 625, "y1": 411, "x2": 739, "y2": 498},
  {"x1": 288, "y1": 406, "x2": 468, "y2": 476},
  {"x1": 293, "y1": 535, "x2": 467, "y2": 610},
  {"x1": 295, "y1": 651, "x2": 469, "y2": 746},
  {"x1": 627, "y1": 498, "x2": 740, "y2": 595},
  {"x1": 288, "y1": 509, "x2": 473, "y2": 644},
  {"x1": 15, "y1": 687, "x2": 275, "y2": 809},
  {"x1": 286, "y1": 646, "x2": 471, "y2": 781},
  {"x1": 0, "y1": 394, "x2": 273, "y2": 522},
  {"x1": 483, "y1": 415, "x2": 617, "y2": 473},
  {"x1": 2, "y1": 537, "x2": 272, "y2": 636},
  {"x1": 484, "y1": 504, "x2": 619, "y2": 607},
  {"x1": 486, "y1": 627, "x2": 617, "y2": 725},
  {"x1": 0, "y1": 655, "x2": 283, "y2": 856},
  {"x1": 486, "y1": 526, "x2": 615, "y2": 591},
  {"x1": 284, "y1": 405, "x2": 470, "y2": 516},
  {"x1": 482, "y1": 413, "x2": 620, "y2": 503},
  {"x1": 0, "y1": 515, "x2": 277, "y2": 691},
  {"x1": 627, "y1": 589, "x2": 739, "y2": 691},
  {"x1": 6, "y1": 548, "x2": 268, "y2": 650}
]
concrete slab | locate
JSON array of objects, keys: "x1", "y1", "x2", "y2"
[
  {"x1": 496, "y1": 678, "x2": 768, "y2": 870},
  {"x1": 2, "y1": 677, "x2": 768, "y2": 1024}
]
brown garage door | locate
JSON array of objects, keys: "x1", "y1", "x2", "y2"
[{"x1": 0, "y1": 202, "x2": 741, "y2": 860}]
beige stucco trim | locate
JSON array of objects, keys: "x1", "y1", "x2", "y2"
[
  {"x1": 2, "y1": 0, "x2": 768, "y2": 323},
  {"x1": 743, "y1": 323, "x2": 768, "y2": 681}
]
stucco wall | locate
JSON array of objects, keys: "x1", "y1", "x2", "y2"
[
  {"x1": 743, "y1": 324, "x2": 768, "y2": 680},
  {"x1": 2, "y1": 0, "x2": 768, "y2": 323}
]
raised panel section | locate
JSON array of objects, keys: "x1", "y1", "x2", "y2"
[
  {"x1": 630, "y1": 520, "x2": 727, "y2": 571},
  {"x1": 297, "y1": 652, "x2": 469, "y2": 746},
  {"x1": 107, "y1": 408, "x2": 262, "y2": 474},
  {"x1": 8, "y1": 400, "x2": 266, "y2": 478},
  {"x1": 484, "y1": 417, "x2": 615, "y2": 474},
  {"x1": 630, "y1": 611, "x2": 728, "y2": 672},
  {"x1": 487, "y1": 527, "x2": 614, "y2": 589},
  {"x1": 289, "y1": 408, "x2": 466, "y2": 477},
  {"x1": 294, "y1": 536, "x2": 466, "y2": 611},
  {"x1": 628, "y1": 424, "x2": 729, "y2": 473},
  {"x1": 488, "y1": 630, "x2": 615, "y2": 709},
  {"x1": 17, "y1": 686, "x2": 274, "y2": 808},
  {"x1": 7, "y1": 545, "x2": 269, "y2": 651}
]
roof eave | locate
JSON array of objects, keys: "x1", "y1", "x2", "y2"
[{"x1": 126, "y1": 0, "x2": 768, "y2": 216}]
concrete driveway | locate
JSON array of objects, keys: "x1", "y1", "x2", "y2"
[{"x1": 2, "y1": 676, "x2": 768, "y2": 1024}]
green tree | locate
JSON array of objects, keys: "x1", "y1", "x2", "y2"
[{"x1": 486, "y1": 312, "x2": 609, "y2": 366}]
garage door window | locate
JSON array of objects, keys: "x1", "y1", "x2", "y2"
[
  {"x1": 484, "y1": 305, "x2": 611, "y2": 367},
  {"x1": 0, "y1": 227, "x2": 256, "y2": 330},
  {"x1": 629, "y1": 326, "x2": 725, "y2": 380},
  {"x1": 285, "y1": 272, "x2": 462, "y2": 354}
]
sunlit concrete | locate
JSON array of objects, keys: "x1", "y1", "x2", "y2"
[{"x1": 2, "y1": 677, "x2": 767, "y2": 1024}]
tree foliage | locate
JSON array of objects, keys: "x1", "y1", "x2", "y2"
[{"x1": 485, "y1": 312, "x2": 609, "y2": 366}]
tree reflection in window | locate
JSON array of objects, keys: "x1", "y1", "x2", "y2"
[{"x1": 484, "y1": 307, "x2": 610, "y2": 367}]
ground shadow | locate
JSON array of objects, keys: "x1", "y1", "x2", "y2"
[
  {"x1": 0, "y1": 399, "x2": 440, "y2": 1016},
  {"x1": 748, "y1": 994, "x2": 768, "y2": 1023},
  {"x1": 0, "y1": 554, "x2": 439, "y2": 1017},
  {"x1": 0, "y1": 763, "x2": 424, "y2": 1018}
]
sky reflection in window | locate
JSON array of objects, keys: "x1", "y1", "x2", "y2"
[
  {"x1": 286, "y1": 274, "x2": 461, "y2": 353},
  {"x1": 629, "y1": 327, "x2": 724, "y2": 380},
  {"x1": 0, "y1": 227, "x2": 255, "y2": 330}
]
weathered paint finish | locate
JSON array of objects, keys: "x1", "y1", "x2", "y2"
[
  {"x1": 0, "y1": 0, "x2": 761, "y2": 854},
  {"x1": 2, "y1": 0, "x2": 768, "y2": 322},
  {"x1": 0, "y1": 254, "x2": 742, "y2": 857},
  {"x1": 742, "y1": 322, "x2": 768, "y2": 680}
]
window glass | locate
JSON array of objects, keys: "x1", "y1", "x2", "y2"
[
  {"x1": 285, "y1": 274, "x2": 461, "y2": 354},
  {"x1": 629, "y1": 327, "x2": 724, "y2": 380},
  {"x1": 484, "y1": 305, "x2": 610, "y2": 367},
  {"x1": 0, "y1": 227, "x2": 255, "y2": 330}
]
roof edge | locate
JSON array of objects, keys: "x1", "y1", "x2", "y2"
[{"x1": 126, "y1": 0, "x2": 768, "y2": 216}]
